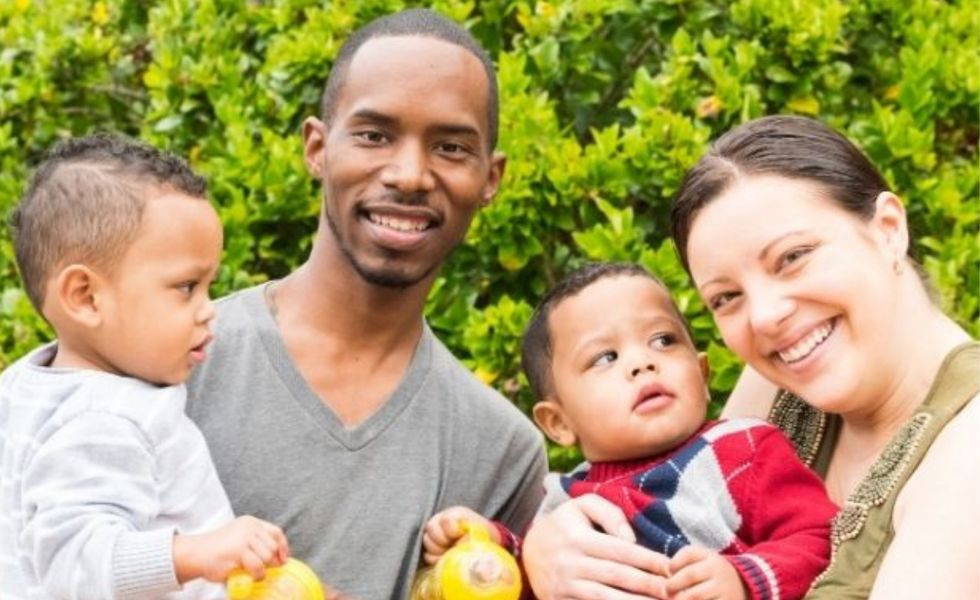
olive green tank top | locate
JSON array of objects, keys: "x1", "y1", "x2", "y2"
[{"x1": 768, "y1": 342, "x2": 979, "y2": 599}]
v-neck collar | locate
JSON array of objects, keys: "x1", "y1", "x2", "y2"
[{"x1": 242, "y1": 284, "x2": 433, "y2": 450}]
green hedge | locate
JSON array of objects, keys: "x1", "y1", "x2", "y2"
[{"x1": 2, "y1": 0, "x2": 977, "y2": 469}]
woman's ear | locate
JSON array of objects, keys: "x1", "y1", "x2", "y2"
[
  {"x1": 871, "y1": 191, "x2": 910, "y2": 258},
  {"x1": 52, "y1": 264, "x2": 104, "y2": 328},
  {"x1": 532, "y1": 399, "x2": 578, "y2": 447}
]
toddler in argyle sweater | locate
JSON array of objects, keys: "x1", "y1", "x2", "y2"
[{"x1": 423, "y1": 262, "x2": 837, "y2": 600}]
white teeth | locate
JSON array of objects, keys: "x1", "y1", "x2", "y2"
[
  {"x1": 779, "y1": 321, "x2": 834, "y2": 363},
  {"x1": 368, "y1": 213, "x2": 429, "y2": 232}
]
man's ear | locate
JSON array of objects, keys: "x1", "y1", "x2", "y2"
[
  {"x1": 871, "y1": 191, "x2": 909, "y2": 257},
  {"x1": 479, "y1": 151, "x2": 506, "y2": 207},
  {"x1": 302, "y1": 117, "x2": 328, "y2": 181},
  {"x1": 532, "y1": 399, "x2": 577, "y2": 447},
  {"x1": 52, "y1": 264, "x2": 103, "y2": 328}
]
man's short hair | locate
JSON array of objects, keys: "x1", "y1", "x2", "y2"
[
  {"x1": 9, "y1": 134, "x2": 208, "y2": 311},
  {"x1": 320, "y1": 8, "x2": 499, "y2": 151},
  {"x1": 521, "y1": 262, "x2": 691, "y2": 402}
]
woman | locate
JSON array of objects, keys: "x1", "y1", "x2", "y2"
[{"x1": 521, "y1": 116, "x2": 978, "y2": 599}]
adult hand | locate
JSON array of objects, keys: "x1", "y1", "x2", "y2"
[{"x1": 522, "y1": 494, "x2": 670, "y2": 599}]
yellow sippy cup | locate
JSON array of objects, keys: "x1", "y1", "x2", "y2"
[
  {"x1": 227, "y1": 558, "x2": 325, "y2": 600},
  {"x1": 410, "y1": 520, "x2": 522, "y2": 600}
]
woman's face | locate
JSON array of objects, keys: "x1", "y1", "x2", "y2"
[{"x1": 686, "y1": 174, "x2": 907, "y2": 414}]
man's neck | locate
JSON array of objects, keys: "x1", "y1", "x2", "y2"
[{"x1": 272, "y1": 250, "x2": 433, "y2": 357}]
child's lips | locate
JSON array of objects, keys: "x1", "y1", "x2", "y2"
[
  {"x1": 633, "y1": 383, "x2": 674, "y2": 414},
  {"x1": 189, "y1": 335, "x2": 213, "y2": 361}
]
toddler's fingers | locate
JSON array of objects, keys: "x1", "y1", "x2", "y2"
[
  {"x1": 249, "y1": 538, "x2": 278, "y2": 567},
  {"x1": 667, "y1": 545, "x2": 710, "y2": 575},
  {"x1": 665, "y1": 558, "x2": 710, "y2": 595},
  {"x1": 427, "y1": 516, "x2": 458, "y2": 548},
  {"x1": 241, "y1": 549, "x2": 268, "y2": 580},
  {"x1": 670, "y1": 578, "x2": 716, "y2": 600}
]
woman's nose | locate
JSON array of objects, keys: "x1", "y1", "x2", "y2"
[{"x1": 748, "y1": 288, "x2": 795, "y2": 336}]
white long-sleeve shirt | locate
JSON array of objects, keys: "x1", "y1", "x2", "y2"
[{"x1": 0, "y1": 343, "x2": 233, "y2": 599}]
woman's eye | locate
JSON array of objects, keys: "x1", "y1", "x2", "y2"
[
  {"x1": 709, "y1": 291, "x2": 739, "y2": 312},
  {"x1": 650, "y1": 333, "x2": 675, "y2": 349},
  {"x1": 776, "y1": 245, "x2": 813, "y2": 272},
  {"x1": 590, "y1": 351, "x2": 617, "y2": 368}
]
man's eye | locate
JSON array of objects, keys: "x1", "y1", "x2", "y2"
[
  {"x1": 438, "y1": 141, "x2": 466, "y2": 154},
  {"x1": 355, "y1": 131, "x2": 387, "y2": 144},
  {"x1": 590, "y1": 351, "x2": 617, "y2": 368}
]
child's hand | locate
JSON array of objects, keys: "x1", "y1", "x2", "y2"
[
  {"x1": 173, "y1": 515, "x2": 290, "y2": 583},
  {"x1": 665, "y1": 545, "x2": 747, "y2": 600},
  {"x1": 421, "y1": 506, "x2": 497, "y2": 566}
]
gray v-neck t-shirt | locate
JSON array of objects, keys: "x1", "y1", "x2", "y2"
[{"x1": 186, "y1": 286, "x2": 546, "y2": 599}]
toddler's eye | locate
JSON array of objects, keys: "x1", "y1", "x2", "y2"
[
  {"x1": 177, "y1": 281, "x2": 197, "y2": 295},
  {"x1": 590, "y1": 351, "x2": 617, "y2": 368},
  {"x1": 650, "y1": 333, "x2": 675, "y2": 349}
]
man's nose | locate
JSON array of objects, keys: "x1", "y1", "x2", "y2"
[{"x1": 380, "y1": 140, "x2": 435, "y2": 195}]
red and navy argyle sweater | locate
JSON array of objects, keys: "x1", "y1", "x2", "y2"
[{"x1": 499, "y1": 418, "x2": 837, "y2": 600}]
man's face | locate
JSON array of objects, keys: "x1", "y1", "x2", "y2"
[{"x1": 304, "y1": 35, "x2": 505, "y2": 288}]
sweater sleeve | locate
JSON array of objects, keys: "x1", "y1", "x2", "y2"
[
  {"x1": 20, "y1": 411, "x2": 179, "y2": 600},
  {"x1": 726, "y1": 427, "x2": 838, "y2": 600}
]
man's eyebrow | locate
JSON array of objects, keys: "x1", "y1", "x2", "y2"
[
  {"x1": 350, "y1": 109, "x2": 481, "y2": 139},
  {"x1": 431, "y1": 123, "x2": 481, "y2": 139},
  {"x1": 349, "y1": 109, "x2": 397, "y2": 126}
]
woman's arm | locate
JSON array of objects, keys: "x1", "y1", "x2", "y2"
[
  {"x1": 522, "y1": 494, "x2": 670, "y2": 599},
  {"x1": 870, "y1": 394, "x2": 980, "y2": 599},
  {"x1": 720, "y1": 364, "x2": 780, "y2": 420}
]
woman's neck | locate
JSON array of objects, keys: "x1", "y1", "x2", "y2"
[
  {"x1": 827, "y1": 308, "x2": 970, "y2": 502},
  {"x1": 837, "y1": 308, "x2": 969, "y2": 458}
]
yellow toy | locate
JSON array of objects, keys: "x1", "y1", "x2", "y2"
[
  {"x1": 227, "y1": 558, "x2": 325, "y2": 600},
  {"x1": 410, "y1": 520, "x2": 522, "y2": 600}
]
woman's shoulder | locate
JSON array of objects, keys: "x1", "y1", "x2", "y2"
[
  {"x1": 871, "y1": 393, "x2": 979, "y2": 598},
  {"x1": 901, "y1": 390, "x2": 980, "y2": 499}
]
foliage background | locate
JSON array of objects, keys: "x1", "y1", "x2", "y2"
[{"x1": 2, "y1": 0, "x2": 977, "y2": 468}]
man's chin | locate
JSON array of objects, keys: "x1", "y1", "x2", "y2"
[{"x1": 352, "y1": 261, "x2": 433, "y2": 289}]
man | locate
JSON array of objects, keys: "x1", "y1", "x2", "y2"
[{"x1": 186, "y1": 9, "x2": 546, "y2": 599}]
